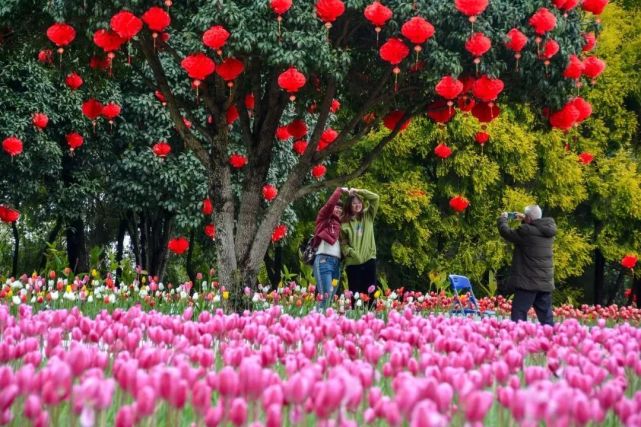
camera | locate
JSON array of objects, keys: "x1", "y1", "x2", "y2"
[{"x1": 507, "y1": 212, "x2": 519, "y2": 220}]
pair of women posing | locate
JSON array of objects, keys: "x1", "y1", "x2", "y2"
[{"x1": 312, "y1": 186, "x2": 379, "y2": 310}]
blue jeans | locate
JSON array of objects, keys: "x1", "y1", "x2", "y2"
[{"x1": 313, "y1": 254, "x2": 341, "y2": 310}]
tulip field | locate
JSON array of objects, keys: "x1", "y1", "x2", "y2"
[{"x1": 2, "y1": 275, "x2": 641, "y2": 427}]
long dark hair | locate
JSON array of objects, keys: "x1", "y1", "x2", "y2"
[{"x1": 342, "y1": 194, "x2": 363, "y2": 222}]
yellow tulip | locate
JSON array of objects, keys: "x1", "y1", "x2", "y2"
[
  {"x1": 331, "y1": 279, "x2": 338, "y2": 288},
  {"x1": 66, "y1": 285, "x2": 72, "y2": 293},
  {"x1": 91, "y1": 269, "x2": 99, "y2": 278},
  {"x1": 223, "y1": 291, "x2": 229, "y2": 300},
  {"x1": 374, "y1": 290, "x2": 381, "y2": 298}
]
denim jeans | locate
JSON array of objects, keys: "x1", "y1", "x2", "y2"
[{"x1": 313, "y1": 254, "x2": 341, "y2": 310}]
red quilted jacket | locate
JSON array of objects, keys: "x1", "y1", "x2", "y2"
[{"x1": 313, "y1": 188, "x2": 342, "y2": 247}]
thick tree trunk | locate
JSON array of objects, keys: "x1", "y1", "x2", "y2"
[
  {"x1": 11, "y1": 222, "x2": 19, "y2": 278},
  {"x1": 186, "y1": 229, "x2": 196, "y2": 285},
  {"x1": 114, "y1": 218, "x2": 127, "y2": 287},
  {"x1": 140, "y1": 213, "x2": 149, "y2": 272},
  {"x1": 127, "y1": 212, "x2": 142, "y2": 268},
  {"x1": 594, "y1": 248, "x2": 606, "y2": 305},
  {"x1": 38, "y1": 218, "x2": 62, "y2": 271},
  {"x1": 630, "y1": 275, "x2": 641, "y2": 307},
  {"x1": 66, "y1": 217, "x2": 89, "y2": 273},
  {"x1": 264, "y1": 247, "x2": 282, "y2": 289},
  {"x1": 607, "y1": 269, "x2": 626, "y2": 306}
]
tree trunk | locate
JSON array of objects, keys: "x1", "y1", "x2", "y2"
[
  {"x1": 11, "y1": 222, "x2": 19, "y2": 278},
  {"x1": 264, "y1": 246, "x2": 282, "y2": 289},
  {"x1": 127, "y1": 211, "x2": 142, "y2": 268},
  {"x1": 594, "y1": 249, "x2": 606, "y2": 305},
  {"x1": 38, "y1": 218, "x2": 62, "y2": 271},
  {"x1": 186, "y1": 229, "x2": 196, "y2": 286},
  {"x1": 631, "y1": 275, "x2": 641, "y2": 307},
  {"x1": 607, "y1": 269, "x2": 626, "y2": 306},
  {"x1": 140, "y1": 213, "x2": 149, "y2": 272},
  {"x1": 66, "y1": 217, "x2": 89, "y2": 273},
  {"x1": 114, "y1": 218, "x2": 127, "y2": 287}
]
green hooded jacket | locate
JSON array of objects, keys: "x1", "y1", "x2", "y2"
[{"x1": 340, "y1": 189, "x2": 379, "y2": 267}]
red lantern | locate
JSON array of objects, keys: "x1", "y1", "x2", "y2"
[
  {"x1": 110, "y1": 11, "x2": 142, "y2": 40},
  {"x1": 330, "y1": 99, "x2": 341, "y2": 113},
  {"x1": 457, "y1": 96, "x2": 476, "y2": 113},
  {"x1": 379, "y1": 37, "x2": 410, "y2": 67},
  {"x1": 65, "y1": 72, "x2": 83, "y2": 90},
  {"x1": 427, "y1": 100, "x2": 456, "y2": 124},
  {"x1": 46, "y1": 22, "x2": 76, "y2": 56},
  {"x1": 435, "y1": 76, "x2": 463, "y2": 102},
  {"x1": 182, "y1": 117, "x2": 192, "y2": 128},
  {"x1": 153, "y1": 141, "x2": 171, "y2": 158},
  {"x1": 277, "y1": 67, "x2": 306, "y2": 101},
  {"x1": 563, "y1": 55, "x2": 584, "y2": 80},
  {"x1": 2, "y1": 137, "x2": 23, "y2": 157},
  {"x1": 553, "y1": 0, "x2": 579, "y2": 12},
  {"x1": 383, "y1": 111, "x2": 411, "y2": 131},
  {"x1": 202, "y1": 26, "x2": 230, "y2": 55},
  {"x1": 472, "y1": 75, "x2": 504, "y2": 102},
  {"x1": 38, "y1": 49, "x2": 53, "y2": 65},
  {"x1": 316, "y1": 0, "x2": 345, "y2": 29},
  {"x1": 229, "y1": 153, "x2": 248, "y2": 169},
  {"x1": 168, "y1": 237, "x2": 189, "y2": 255},
  {"x1": 434, "y1": 143, "x2": 452, "y2": 159},
  {"x1": 226, "y1": 105, "x2": 239, "y2": 125},
  {"x1": 318, "y1": 128, "x2": 339, "y2": 151},
  {"x1": 142, "y1": 6, "x2": 171, "y2": 34},
  {"x1": 505, "y1": 28, "x2": 528, "y2": 59},
  {"x1": 449, "y1": 195, "x2": 470, "y2": 212},
  {"x1": 276, "y1": 126, "x2": 291, "y2": 140},
  {"x1": 578, "y1": 152, "x2": 594, "y2": 165},
  {"x1": 89, "y1": 56, "x2": 111, "y2": 71},
  {"x1": 271, "y1": 224, "x2": 288, "y2": 243},
  {"x1": 621, "y1": 254, "x2": 638, "y2": 270},
  {"x1": 311, "y1": 164, "x2": 327, "y2": 179},
  {"x1": 475, "y1": 131, "x2": 490, "y2": 145},
  {"x1": 0, "y1": 206, "x2": 20, "y2": 223},
  {"x1": 401, "y1": 17, "x2": 435, "y2": 54},
  {"x1": 66, "y1": 133, "x2": 84, "y2": 151},
  {"x1": 216, "y1": 58, "x2": 245, "y2": 87},
  {"x1": 204, "y1": 224, "x2": 217, "y2": 240},
  {"x1": 32, "y1": 113, "x2": 49, "y2": 130},
  {"x1": 465, "y1": 32, "x2": 491, "y2": 63},
  {"x1": 471, "y1": 102, "x2": 500, "y2": 123},
  {"x1": 582, "y1": 0, "x2": 608, "y2": 15},
  {"x1": 582, "y1": 32, "x2": 596, "y2": 52},
  {"x1": 293, "y1": 140, "x2": 308, "y2": 155},
  {"x1": 364, "y1": 1, "x2": 393, "y2": 38},
  {"x1": 93, "y1": 29, "x2": 125, "y2": 55},
  {"x1": 181, "y1": 53, "x2": 216, "y2": 95},
  {"x1": 101, "y1": 103, "x2": 121, "y2": 125},
  {"x1": 549, "y1": 103, "x2": 579, "y2": 131},
  {"x1": 455, "y1": 0, "x2": 489, "y2": 24},
  {"x1": 155, "y1": 90, "x2": 167, "y2": 106},
  {"x1": 245, "y1": 93, "x2": 255, "y2": 110},
  {"x1": 262, "y1": 184, "x2": 278, "y2": 202},
  {"x1": 529, "y1": 8, "x2": 557, "y2": 37},
  {"x1": 202, "y1": 198, "x2": 213, "y2": 215},
  {"x1": 582, "y1": 57, "x2": 606, "y2": 83},
  {"x1": 541, "y1": 39, "x2": 559, "y2": 62},
  {"x1": 287, "y1": 120, "x2": 308, "y2": 139},
  {"x1": 82, "y1": 99, "x2": 103, "y2": 125},
  {"x1": 570, "y1": 97, "x2": 592, "y2": 123}
]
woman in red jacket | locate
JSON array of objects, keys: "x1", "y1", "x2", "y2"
[{"x1": 313, "y1": 187, "x2": 348, "y2": 310}]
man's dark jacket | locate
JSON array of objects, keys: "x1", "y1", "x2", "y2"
[{"x1": 498, "y1": 217, "x2": 557, "y2": 292}]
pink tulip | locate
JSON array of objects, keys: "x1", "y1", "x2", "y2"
[
  {"x1": 265, "y1": 404, "x2": 282, "y2": 427},
  {"x1": 135, "y1": 386, "x2": 156, "y2": 417},
  {"x1": 115, "y1": 405, "x2": 135, "y2": 427},
  {"x1": 411, "y1": 400, "x2": 448, "y2": 427},
  {"x1": 204, "y1": 403, "x2": 224, "y2": 427},
  {"x1": 464, "y1": 390, "x2": 494, "y2": 423},
  {"x1": 218, "y1": 366, "x2": 239, "y2": 397},
  {"x1": 229, "y1": 397, "x2": 248, "y2": 426}
]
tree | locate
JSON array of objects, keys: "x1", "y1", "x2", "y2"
[{"x1": 2, "y1": 0, "x2": 602, "y2": 307}]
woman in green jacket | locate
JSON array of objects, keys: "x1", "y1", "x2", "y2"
[{"x1": 340, "y1": 188, "x2": 379, "y2": 299}]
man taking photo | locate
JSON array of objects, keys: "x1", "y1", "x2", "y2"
[{"x1": 498, "y1": 205, "x2": 557, "y2": 326}]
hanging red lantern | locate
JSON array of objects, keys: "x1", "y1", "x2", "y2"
[
  {"x1": 245, "y1": 93, "x2": 255, "y2": 111},
  {"x1": 65, "y1": 133, "x2": 84, "y2": 151},
  {"x1": 270, "y1": 0, "x2": 293, "y2": 28},
  {"x1": 182, "y1": 117, "x2": 192, "y2": 128},
  {"x1": 454, "y1": 0, "x2": 489, "y2": 24},
  {"x1": 32, "y1": 113, "x2": 49, "y2": 130},
  {"x1": 271, "y1": 224, "x2": 288, "y2": 243},
  {"x1": 401, "y1": 17, "x2": 435, "y2": 59},
  {"x1": 181, "y1": 53, "x2": 216, "y2": 95},
  {"x1": 316, "y1": 0, "x2": 345, "y2": 29},
  {"x1": 311, "y1": 164, "x2": 327, "y2": 179},
  {"x1": 330, "y1": 99, "x2": 341, "y2": 113},
  {"x1": 563, "y1": 55, "x2": 584, "y2": 80},
  {"x1": 262, "y1": 184, "x2": 278, "y2": 202},
  {"x1": 582, "y1": 57, "x2": 606, "y2": 83},
  {"x1": 168, "y1": 237, "x2": 189, "y2": 255},
  {"x1": 505, "y1": 28, "x2": 528, "y2": 68},
  {"x1": 110, "y1": 11, "x2": 142, "y2": 40},
  {"x1": 549, "y1": 103, "x2": 579, "y2": 131},
  {"x1": 155, "y1": 90, "x2": 167, "y2": 106},
  {"x1": 471, "y1": 102, "x2": 500, "y2": 123},
  {"x1": 38, "y1": 49, "x2": 53, "y2": 65},
  {"x1": 142, "y1": 6, "x2": 171, "y2": 43},
  {"x1": 277, "y1": 67, "x2": 306, "y2": 101},
  {"x1": 582, "y1": 32, "x2": 596, "y2": 52},
  {"x1": 82, "y1": 99, "x2": 103, "y2": 129},
  {"x1": 101, "y1": 102, "x2": 121, "y2": 125},
  {"x1": 434, "y1": 143, "x2": 452, "y2": 159},
  {"x1": 465, "y1": 32, "x2": 491, "y2": 65},
  {"x1": 226, "y1": 105, "x2": 239, "y2": 125},
  {"x1": 364, "y1": 1, "x2": 393, "y2": 39},
  {"x1": 569, "y1": 97, "x2": 592, "y2": 123},
  {"x1": 379, "y1": 37, "x2": 410, "y2": 70},
  {"x1": 427, "y1": 100, "x2": 456, "y2": 124},
  {"x1": 229, "y1": 153, "x2": 248, "y2": 169},
  {"x1": 0, "y1": 206, "x2": 20, "y2": 223},
  {"x1": 287, "y1": 120, "x2": 307, "y2": 139},
  {"x1": 202, "y1": 198, "x2": 213, "y2": 215},
  {"x1": 472, "y1": 75, "x2": 504, "y2": 102},
  {"x1": 449, "y1": 195, "x2": 470, "y2": 212},
  {"x1": 318, "y1": 128, "x2": 339, "y2": 151},
  {"x1": 621, "y1": 254, "x2": 638, "y2": 270},
  {"x1": 582, "y1": 0, "x2": 608, "y2": 15},
  {"x1": 541, "y1": 39, "x2": 559, "y2": 64},
  {"x1": 202, "y1": 26, "x2": 230, "y2": 55},
  {"x1": 216, "y1": 58, "x2": 245, "y2": 87},
  {"x1": 89, "y1": 55, "x2": 111, "y2": 71},
  {"x1": 93, "y1": 29, "x2": 125, "y2": 57},
  {"x1": 475, "y1": 131, "x2": 490, "y2": 146},
  {"x1": 578, "y1": 152, "x2": 594, "y2": 165},
  {"x1": 529, "y1": 8, "x2": 557, "y2": 41},
  {"x1": 457, "y1": 96, "x2": 476, "y2": 113},
  {"x1": 383, "y1": 110, "x2": 411, "y2": 131},
  {"x1": 65, "y1": 72, "x2": 83, "y2": 90},
  {"x1": 276, "y1": 126, "x2": 291, "y2": 140},
  {"x1": 435, "y1": 76, "x2": 463, "y2": 104},
  {"x1": 204, "y1": 224, "x2": 217, "y2": 240},
  {"x1": 46, "y1": 23, "x2": 76, "y2": 58},
  {"x1": 293, "y1": 140, "x2": 308, "y2": 155},
  {"x1": 153, "y1": 141, "x2": 171, "y2": 158},
  {"x1": 553, "y1": 0, "x2": 580, "y2": 13},
  {"x1": 2, "y1": 137, "x2": 23, "y2": 157}
]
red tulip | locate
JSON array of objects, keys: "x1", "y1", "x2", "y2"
[
  {"x1": 529, "y1": 8, "x2": 557, "y2": 36},
  {"x1": 449, "y1": 195, "x2": 470, "y2": 212},
  {"x1": 383, "y1": 111, "x2": 410, "y2": 131},
  {"x1": 153, "y1": 141, "x2": 171, "y2": 158},
  {"x1": 202, "y1": 26, "x2": 230, "y2": 54},
  {"x1": 65, "y1": 133, "x2": 84, "y2": 151},
  {"x1": 434, "y1": 143, "x2": 453, "y2": 159},
  {"x1": 110, "y1": 11, "x2": 142, "y2": 40},
  {"x1": 229, "y1": 153, "x2": 248, "y2": 169},
  {"x1": 168, "y1": 237, "x2": 189, "y2": 255},
  {"x1": 65, "y1": 72, "x2": 83, "y2": 90},
  {"x1": 262, "y1": 184, "x2": 278, "y2": 202},
  {"x1": 32, "y1": 113, "x2": 49, "y2": 130},
  {"x1": 311, "y1": 164, "x2": 327, "y2": 179},
  {"x1": 204, "y1": 224, "x2": 216, "y2": 240},
  {"x1": 621, "y1": 255, "x2": 638, "y2": 270},
  {"x1": 46, "y1": 23, "x2": 76, "y2": 47},
  {"x1": 292, "y1": 140, "x2": 308, "y2": 155},
  {"x1": 316, "y1": 0, "x2": 345, "y2": 27},
  {"x1": 2, "y1": 137, "x2": 23, "y2": 157},
  {"x1": 202, "y1": 198, "x2": 214, "y2": 216}
]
